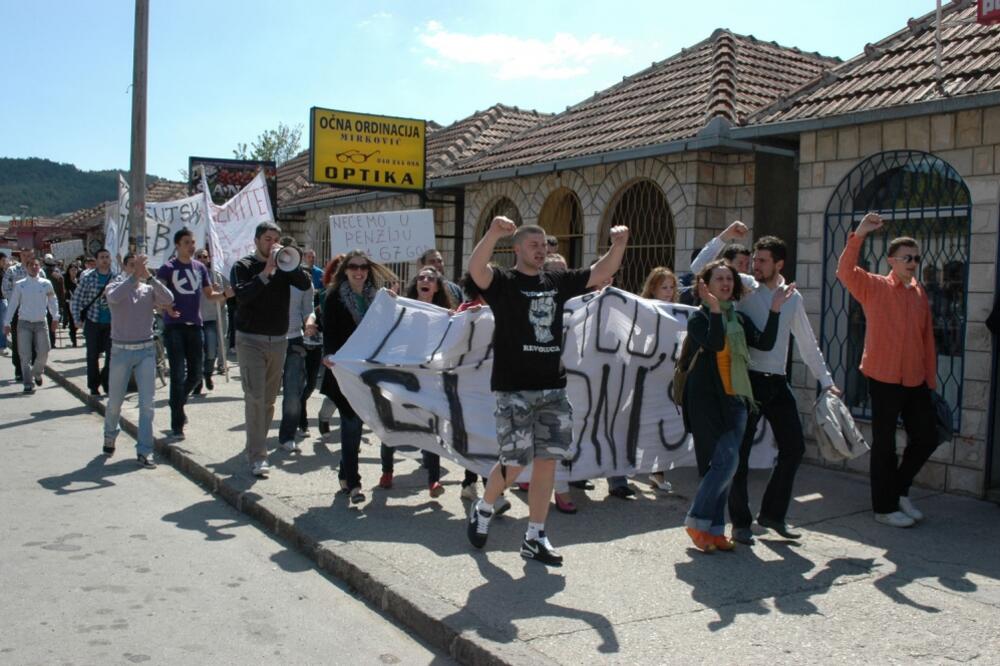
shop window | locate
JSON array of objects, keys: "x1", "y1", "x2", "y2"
[{"x1": 821, "y1": 150, "x2": 970, "y2": 427}]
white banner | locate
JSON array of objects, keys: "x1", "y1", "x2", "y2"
[
  {"x1": 208, "y1": 171, "x2": 274, "y2": 275},
  {"x1": 332, "y1": 289, "x2": 777, "y2": 482},
  {"x1": 110, "y1": 176, "x2": 212, "y2": 268},
  {"x1": 329, "y1": 209, "x2": 435, "y2": 264}
]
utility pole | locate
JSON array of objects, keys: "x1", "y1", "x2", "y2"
[{"x1": 128, "y1": 0, "x2": 149, "y2": 253}]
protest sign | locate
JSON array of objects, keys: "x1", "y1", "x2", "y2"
[
  {"x1": 49, "y1": 239, "x2": 84, "y2": 263},
  {"x1": 328, "y1": 209, "x2": 435, "y2": 263},
  {"x1": 332, "y1": 289, "x2": 777, "y2": 482},
  {"x1": 207, "y1": 171, "x2": 275, "y2": 274}
]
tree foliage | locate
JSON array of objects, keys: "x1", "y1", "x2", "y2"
[{"x1": 233, "y1": 122, "x2": 303, "y2": 165}]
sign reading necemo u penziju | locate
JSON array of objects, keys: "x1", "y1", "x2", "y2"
[{"x1": 310, "y1": 107, "x2": 426, "y2": 192}]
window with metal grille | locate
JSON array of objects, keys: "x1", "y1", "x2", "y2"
[
  {"x1": 476, "y1": 197, "x2": 522, "y2": 268},
  {"x1": 597, "y1": 179, "x2": 675, "y2": 294},
  {"x1": 538, "y1": 187, "x2": 584, "y2": 268},
  {"x1": 821, "y1": 150, "x2": 970, "y2": 428}
]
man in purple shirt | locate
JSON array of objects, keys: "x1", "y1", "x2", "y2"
[{"x1": 156, "y1": 227, "x2": 228, "y2": 438}]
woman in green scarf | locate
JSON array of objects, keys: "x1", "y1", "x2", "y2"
[{"x1": 681, "y1": 259, "x2": 793, "y2": 552}]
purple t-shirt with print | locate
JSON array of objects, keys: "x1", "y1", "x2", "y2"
[{"x1": 157, "y1": 258, "x2": 211, "y2": 326}]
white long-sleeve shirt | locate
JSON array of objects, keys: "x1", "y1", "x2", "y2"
[
  {"x1": 286, "y1": 283, "x2": 315, "y2": 339},
  {"x1": 5, "y1": 275, "x2": 60, "y2": 326},
  {"x1": 690, "y1": 234, "x2": 833, "y2": 388}
]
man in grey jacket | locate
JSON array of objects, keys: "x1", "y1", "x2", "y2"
[{"x1": 692, "y1": 221, "x2": 839, "y2": 544}]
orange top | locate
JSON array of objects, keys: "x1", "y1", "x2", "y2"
[
  {"x1": 716, "y1": 339, "x2": 734, "y2": 395},
  {"x1": 836, "y1": 232, "x2": 936, "y2": 389}
]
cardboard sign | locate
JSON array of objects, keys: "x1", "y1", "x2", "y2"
[{"x1": 328, "y1": 209, "x2": 435, "y2": 263}]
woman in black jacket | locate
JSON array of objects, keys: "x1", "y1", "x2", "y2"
[
  {"x1": 320, "y1": 250, "x2": 397, "y2": 504},
  {"x1": 682, "y1": 259, "x2": 792, "y2": 552}
]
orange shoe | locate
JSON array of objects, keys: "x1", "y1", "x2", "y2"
[
  {"x1": 713, "y1": 535, "x2": 736, "y2": 551},
  {"x1": 685, "y1": 527, "x2": 717, "y2": 553}
]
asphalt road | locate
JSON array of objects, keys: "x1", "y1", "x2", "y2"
[{"x1": 0, "y1": 370, "x2": 449, "y2": 666}]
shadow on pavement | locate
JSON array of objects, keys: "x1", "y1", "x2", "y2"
[
  {"x1": 37, "y1": 454, "x2": 143, "y2": 495},
  {"x1": 161, "y1": 498, "x2": 251, "y2": 541},
  {"x1": 0, "y1": 404, "x2": 92, "y2": 430}
]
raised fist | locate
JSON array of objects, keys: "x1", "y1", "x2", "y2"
[
  {"x1": 609, "y1": 225, "x2": 630, "y2": 247},
  {"x1": 489, "y1": 216, "x2": 517, "y2": 237},
  {"x1": 721, "y1": 221, "x2": 749, "y2": 242},
  {"x1": 856, "y1": 212, "x2": 884, "y2": 237}
]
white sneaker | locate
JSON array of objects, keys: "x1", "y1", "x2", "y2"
[
  {"x1": 0, "y1": 348, "x2": 9, "y2": 356},
  {"x1": 460, "y1": 484, "x2": 478, "y2": 500},
  {"x1": 251, "y1": 460, "x2": 270, "y2": 477},
  {"x1": 898, "y1": 496, "x2": 924, "y2": 522},
  {"x1": 874, "y1": 511, "x2": 915, "y2": 528},
  {"x1": 280, "y1": 440, "x2": 299, "y2": 453},
  {"x1": 649, "y1": 474, "x2": 673, "y2": 493}
]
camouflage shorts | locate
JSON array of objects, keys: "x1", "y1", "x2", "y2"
[{"x1": 494, "y1": 389, "x2": 573, "y2": 467}]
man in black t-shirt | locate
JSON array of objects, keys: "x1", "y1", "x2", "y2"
[{"x1": 466, "y1": 216, "x2": 629, "y2": 565}]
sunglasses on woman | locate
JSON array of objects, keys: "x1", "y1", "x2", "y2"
[
  {"x1": 416, "y1": 274, "x2": 436, "y2": 282},
  {"x1": 346, "y1": 263, "x2": 370, "y2": 271}
]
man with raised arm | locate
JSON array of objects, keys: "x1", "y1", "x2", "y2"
[
  {"x1": 837, "y1": 212, "x2": 938, "y2": 528},
  {"x1": 465, "y1": 216, "x2": 629, "y2": 566},
  {"x1": 691, "y1": 221, "x2": 839, "y2": 544}
]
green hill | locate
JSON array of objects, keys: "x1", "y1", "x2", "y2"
[{"x1": 0, "y1": 157, "x2": 160, "y2": 217}]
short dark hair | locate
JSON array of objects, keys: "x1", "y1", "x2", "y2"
[
  {"x1": 698, "y1": 259, "x2": 745, "y2": 301},
  {"x1": 512, "y1": 224, "x2": 545, "y2": 245},
  {"x1": 123, "y1": 253, "x2": 136, "y2": 267},
  {"x1": 418, "y1": 248, "x2": 442, "y2": 265},
  {"x1": 173, "y1": 227, "x2": 194, "y2": 245},
  {"x1": 888, "y1": 236, "x2": 918, "y2": 256},
  {"x1": 753, "y1": 236, "x2": 787, "y2": 263},
  {"x1": 95, "y1": 248, "x2": 111, "y2": 259},
  {"x1": 254, "y1": 221, "x2": 281, "y2": 239},
  {"x1": 722, "y1": 243, "x2": 751, "y2": 262}
]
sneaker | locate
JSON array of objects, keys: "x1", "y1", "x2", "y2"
[
  {"x1": 170, "y1": 429, "x2": 185, "y2": 441},
  {"x1": 34, "y1": 376, "x2": 42, "y2": 387},
  {"x1": 251, "y1": 460, "x2": 270, "y2": 478},
  {"x1": 874, "y1": 511, "x2": 915, "y2": 528},
  {"x1": 204, "y1": 375, "x2": 214, "y2": 391},
  {"x1": 378, "y1": 473, "x2": 393, "y2": 489},
  {"x1": 349, "y1": 487, "x2": 365, "y2": 504},
  {"x1": 731, "y1": 527, "x2": 755, "y2": 545},
  {"x1": 460, "y1": 484, "x2": 478, "y2": 500},
  {"x1": 429, "y1": 482, "x2": 445, "y2": 498},
  {"x1": 493, "y1": 496, "x2": 512, "y2": 516},
  {"x1": 521, "y1": 532, "x2": 564, "y2": 566},
  {"x1": 466, "y1": 500, "x2": 492, "y2": 549},
  {"x1": 0, "y1": 348, "x2": 9, "y2": 356},
  {"x1": 280, "y1": 440, "x2": 300, "y2": 453},
  {"x1": 898, "y1": 496, "x2": 924, "y2": 522},
  {"x1": 137, "y1": 454, "x2": 156, "y2": 469},
  {"x1": 649, "y1": 473, "x2": 673, "y2": 493},
  {"x1": 23, "y1": 386, "x2": 34, "y2": 394}
]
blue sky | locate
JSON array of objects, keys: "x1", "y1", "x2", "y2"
[{"x1": 1, "y1": 0, "x2": 937, "y2": 180}]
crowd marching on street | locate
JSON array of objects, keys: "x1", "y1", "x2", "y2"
[{"x1": 0, "y1": 211, "x2": 942, "y2": 565}]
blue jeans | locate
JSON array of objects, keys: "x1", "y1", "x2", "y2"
[
  {"x1": 163, "y1": 325, "x2": 203, "y2": 432},
  {"x1": 278, "y1": 338, "x2": 307, "y2": 443},
  {"x1": 686, "y1": 398, "x2": 748, "y2": 536},
  {"x1": 104, "y1": 343, "x2": 157, "y2": 456},
  {"x1": 202, "y1": 320, "x2": 219, "y2": 378},
  {"x1": 339, "y1": 412, "x2": 363, "y2": 489},
  {"x1": 0, "y1": 299, "x2": 7, "y2": 349}
]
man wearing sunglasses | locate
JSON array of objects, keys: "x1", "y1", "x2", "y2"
[{"x1": 837, "y1": 212, "x2": 938, "y2": 528}]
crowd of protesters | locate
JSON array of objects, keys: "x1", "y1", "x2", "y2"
[{"x1": 0, "y1": 209, "x2": 943, "y2": 565}]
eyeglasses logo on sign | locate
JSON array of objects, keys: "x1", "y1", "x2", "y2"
[{"x1": 310, "y1": 108, "x2": 426, "y2": 192}]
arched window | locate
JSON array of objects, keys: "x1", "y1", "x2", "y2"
[
  {"x1": 314, "y1": 218, "x2": 330, "y2": 268},
  {"x1": 538, "y1": 187, "x2": 584, "y2": 268},
  {"x1": 598, "y1": 179, "x2": 675, "y2": 294},
  {"x1": 821, "y1": 150, "x2": 970, "y2": 427},
  {"x1": 476, "y1": 197, "x2": 522, "y2": 268}
]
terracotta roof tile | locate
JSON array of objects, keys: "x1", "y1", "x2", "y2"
[
  {"x1": 276, "y1": 104, "x2": 550, "y2": 210},
  {"x1": 52, "y1": 179, "x2": 189, "y2": 230},
  {"x1": 752, "y1": 0, "x2": 1000, "y2": 125},
  {"x1": 439, "y1": 30, "x2": 837, "y2": 177}
]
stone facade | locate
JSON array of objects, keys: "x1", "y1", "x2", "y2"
[{"x1": 793, "y1": 106, "x2": 1000, "y2": 497}]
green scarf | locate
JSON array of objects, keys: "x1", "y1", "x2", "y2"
[{"x1": 718, "y1": 301, "x2": 754, "y2": 405}]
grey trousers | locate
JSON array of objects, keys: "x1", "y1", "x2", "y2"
[
  {"x1": 17, "y1": 320, "x2": 49, "y2": 389},
  {"x1": 235, "y1": 331, "x2": 286, "y2": 464}
]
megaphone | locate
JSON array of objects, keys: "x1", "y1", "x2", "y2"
[{"x1": 275, "y1": 245, "x2": 301, "y2": 272}]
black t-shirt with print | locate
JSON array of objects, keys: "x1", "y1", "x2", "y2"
[{"x1": 481, "y1": 267, "x2": 591, "y2": 392}]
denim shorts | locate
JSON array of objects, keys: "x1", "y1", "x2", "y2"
[{"x1": 494, "y1": 388, "x2": 573, "y2": 466}]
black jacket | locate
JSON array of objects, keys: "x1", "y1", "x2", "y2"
[
  {"x1": 682, "y1": 306, "x2": 779, "y2": 474},
  {"x1": 232, "y1": 254, "x2": 311, "y2": 336},
  {"x1": 319, "y1": 285, "x2": 364, "y2": 417}
]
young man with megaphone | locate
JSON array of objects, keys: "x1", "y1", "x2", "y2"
[{"x1": 232, "y1": 222, "x2": 312, "y2": 478}]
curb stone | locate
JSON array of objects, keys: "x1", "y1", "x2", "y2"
[{"x1": 44, "y1": 362, "x2": 555, "y2": 665}]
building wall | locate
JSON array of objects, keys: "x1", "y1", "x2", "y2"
[{"x1": 794, "y1": 107, "x2": 1000, "y2": 497}]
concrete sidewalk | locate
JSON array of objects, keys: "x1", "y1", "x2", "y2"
[{"x1": 30, "y1": 344, "x2": 1000, "y2": 664}]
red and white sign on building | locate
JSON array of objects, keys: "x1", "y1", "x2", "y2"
[{"x1": 979, "y1": 0, "x2": 1000, "y2": 25}]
